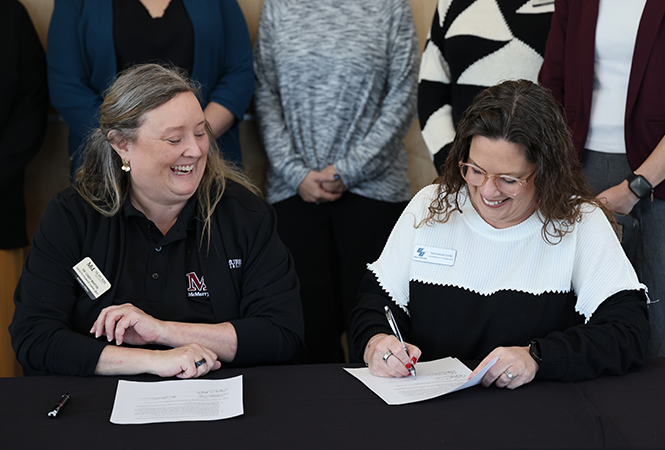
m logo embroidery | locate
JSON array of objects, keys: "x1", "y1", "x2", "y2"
[{"x1": 186, "y1": 272, "x2": 209, "y2": 298}]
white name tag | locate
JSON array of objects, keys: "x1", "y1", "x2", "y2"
[
  {"x1": 412, "y1": 245, "x2": 456, "y2": 266},
  {"x1": 72, "y1": 257, "x2": 111, "y2": 300}
]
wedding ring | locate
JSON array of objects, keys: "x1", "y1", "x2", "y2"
[
  {"x1": 195, "y1": 358, "x2": 206, "y2": 368},
  {"x1": 504, "y1": 369, "x2": 515, "y2": 381},
  {"x1": 382, "y1": 350, "x2": 393, "y2": 364}
]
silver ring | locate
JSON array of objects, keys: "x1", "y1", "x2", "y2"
[
  {"x1": 382, "y1": 350, "x2": 393, "y2": 364},
  {"x1": 504, "y1": 369, "x2": 515, "y2": 381},
  {"x1": 195, "y1": 358, "x2": 206, "y2": 368}
]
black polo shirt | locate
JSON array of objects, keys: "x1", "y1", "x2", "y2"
[
  {"x1": 10, "y1": 182, "x2": 305, "y2": 376},
  {"x1": 118, "y1": 197, "x2": 215, "y2": 323}
]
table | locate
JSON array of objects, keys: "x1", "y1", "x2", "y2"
[{"x1": 2, "y1": 358, "x2": 664, "y2": 449}]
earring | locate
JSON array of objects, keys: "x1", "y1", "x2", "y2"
[{"x1": 121, "y1": 159, "x2": 131, "y2": 173}]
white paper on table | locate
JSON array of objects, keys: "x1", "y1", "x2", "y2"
[
  {"x1": 110, "y1": 376, "x2": 244, "y2": 424},
  {"x1": 344, "y1": 357, "x2": 497, "y2": 405}
]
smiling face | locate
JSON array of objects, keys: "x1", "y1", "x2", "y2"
[
  {"x1": 466, "y1": 135, "x2": 538, "y2": 229},
  {"x1": 113, "y1": 92, "x2": 209, "y2": 216}
]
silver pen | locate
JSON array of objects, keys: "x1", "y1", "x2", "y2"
[
  {"x1": 48, "y1": 393, "x2": 70, "y2": 418},
  {"x1": 384, "y1": 306, "x2": 416, "y2": 378}
]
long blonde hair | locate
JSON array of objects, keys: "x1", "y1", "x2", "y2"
[{"x1": 75, "y1": 63, "x2": 260, "y2": 246}]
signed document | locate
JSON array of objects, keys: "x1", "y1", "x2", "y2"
[
  {"x1": 110, "y1": 376, "x2": 243, "y2": 424},
  {"x1": 344, "y1": 357, "x2": 497, "y2": 405}
]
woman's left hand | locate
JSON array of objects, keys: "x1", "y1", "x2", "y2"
[
  {"x1": 90, "y1": 303, "x2": 164, "y2": 346},
  {"x1": 469, "y1": 346, "x2": 539, "y2": 389},
  {"x1": 597, "y1": 181, "x2": 640, "y2": 215},
  {"x1": 320, "y1": 165, "x2": 347, "y2": 194}
]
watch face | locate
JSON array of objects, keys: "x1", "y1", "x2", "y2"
[
  {"x1": 629, "y1": 174, "x2": 652, "y2": 199},
  {"x1": 529, "y1": 341, "x2": 542, "y2": 364}
]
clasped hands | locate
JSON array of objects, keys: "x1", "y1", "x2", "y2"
[
  {"x1": 366, "y1": 334, "x2": 539, "y2": 389},
  {"x1": 298, "y1": 165, "x2": 347, "y2": 203},
  {"x1": 90, "y1": 303, "x2": 221, "y2": 378}
]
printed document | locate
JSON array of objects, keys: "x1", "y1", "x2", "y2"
[
  {"x1": 345, "y1": 357, "x2": 496, "y2": 405},
  {"x1": 110, "y1": 376, "x2": 243, "y2": 424}
]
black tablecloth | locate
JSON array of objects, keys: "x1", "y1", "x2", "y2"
[{"x1": 2, "y1": 359, "x2": 665, "y2": 450}]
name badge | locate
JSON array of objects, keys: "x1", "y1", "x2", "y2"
[
  {"x1": 72, "y1": 257, "x2": 111, "y2": 300},
  {"x1": 412, "y1": 245, "x2": 456, "y2": 266}
]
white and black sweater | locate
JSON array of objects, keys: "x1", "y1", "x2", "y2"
[
  {"x1": 350, "y1": 185, "x2": 650, "y2": 381},
  {"x1": 418, "y1": 0, "x2": 554, "y2": 172}
]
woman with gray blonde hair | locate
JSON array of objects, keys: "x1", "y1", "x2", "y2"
[{"x1": 10, "y1": 64, "x2": 304, "y2": 377}]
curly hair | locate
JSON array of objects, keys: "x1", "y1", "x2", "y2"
[
  {"x1": 424, "y1": 79, "x2": 613, "y2": 244},
  {"x1": 75, "y1": 63, "x2": 260, "y2": 247}
]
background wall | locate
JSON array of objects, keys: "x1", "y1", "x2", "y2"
[{"x1": 0, "y1": 0, "x2": 439, "y2": 377}]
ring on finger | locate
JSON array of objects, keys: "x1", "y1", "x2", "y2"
[
  {"x1": 382, "y1": 350, "x2": 393, "y2": 364},
  {"x1": 195, "y1": 358, "x2": 207, "y2": 368},
  {"x1": 504, "y1": 369, "x2": 516, "y2": 381}
]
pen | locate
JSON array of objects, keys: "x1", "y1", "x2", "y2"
[
  {"x1": 48, "y1": 393, "x2": 70, "y2": 418},
  {"x1": 384, "y1": 306, "x2": 416, "y2": 378}
]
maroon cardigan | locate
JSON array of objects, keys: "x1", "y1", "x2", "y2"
[{"x1": 539, "y1": 0, "x2": 665, "y2": 200}]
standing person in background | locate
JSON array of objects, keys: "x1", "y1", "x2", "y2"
[
  {"x1": 254, "y1": 0, "x2": 419, "y2": 363},
  {"x1": 0, "y1": 0, "x2": 48, "y2": 377},
  {"x1": 419, "y1": 0, "x2": 553, "y2": 173},
  {"x1": 539, "y1": 0, "x2": 665, "y2": 356},
  {"x1": 1, "y1": 0, "x2": 48, "y2": 250},
  {"x1": 47, "y1": 0, "x2": 254, "y2": 172}
]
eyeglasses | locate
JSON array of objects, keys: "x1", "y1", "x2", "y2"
[{"x1": 458, "y1": 161, "x2": 536, "y2": 197}]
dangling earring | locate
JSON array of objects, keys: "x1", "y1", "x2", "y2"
[{"x1": 121, "y1": 159, "x2": 131, "y2": 173}]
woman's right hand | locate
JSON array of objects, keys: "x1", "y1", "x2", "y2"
[
  {"x1": 95, "y1": 343, "x2": 222, "y2": 377},
  {"x1": 149, "y1": 343, "x2": 222, "y2": 379},
  {"x1": 298, "y1": 170, "x2": 344, "y2": 203},
  {"x1": 365, "y1": 334, "x2": 421, "y2": 378}
]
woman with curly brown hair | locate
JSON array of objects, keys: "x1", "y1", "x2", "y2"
[{"x1": 349, "y1": 80, "x2": 650, "y2": 389}]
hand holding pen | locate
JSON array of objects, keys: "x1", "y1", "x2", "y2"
[
  {"x1": 384, "y1": 306, "x2": 417, "y2": 378},
  {"x1": 363, "y1": 306, "x2": 420, "y2": 378}
]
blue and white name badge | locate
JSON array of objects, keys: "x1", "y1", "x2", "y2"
[
  {"x1": 412, "y1": 245, "x2": 456, "y2": 266},
  {"x1": 72, "y1": 257, "x2": 111, "y2": 300}
]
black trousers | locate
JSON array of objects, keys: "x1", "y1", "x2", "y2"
[{"x1": 274, "y1": 192, "x2": 407, "y2": 363}]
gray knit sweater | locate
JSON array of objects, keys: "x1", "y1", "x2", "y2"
[{"x1": 254, "y1": 0, "x2": 418, "y2": 204}]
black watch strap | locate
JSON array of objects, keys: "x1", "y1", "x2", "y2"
[
  {"x1": 529, "y1": 340, "x2": 542, "y2": 365},
  {"x1": 626, "y1": 172, "x2": 653, "y2": 199}
]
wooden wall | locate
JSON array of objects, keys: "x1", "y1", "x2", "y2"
[{"x1": 0, "y1": 0, "x2": 439, "y2": 377}]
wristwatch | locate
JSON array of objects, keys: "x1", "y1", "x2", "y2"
[
  {"x1": 626, "y1": 172, "x2": 653, "y2": 199},
  {"x1": 529, "y1": 340, "x2": 542, "y2": 365}
]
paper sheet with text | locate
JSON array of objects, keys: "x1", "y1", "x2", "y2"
[
  {"x1": 345, "y1": 357, "x2": 497, "y2": 405},
  {"x1": 110, "y1": 376, "x2": 243, "y2": 424}
]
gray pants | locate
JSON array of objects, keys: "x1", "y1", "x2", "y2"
[{"x1": 583, "y1": 150, "x2": 665, "y2": 357}]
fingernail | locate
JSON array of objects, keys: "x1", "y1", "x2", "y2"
[
  {"x1": 411, "y1": 357, "x2": 417, "y2": 363},
  {"x1": 406, "y1": 362, "x2": 412, "y2": 369}
]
